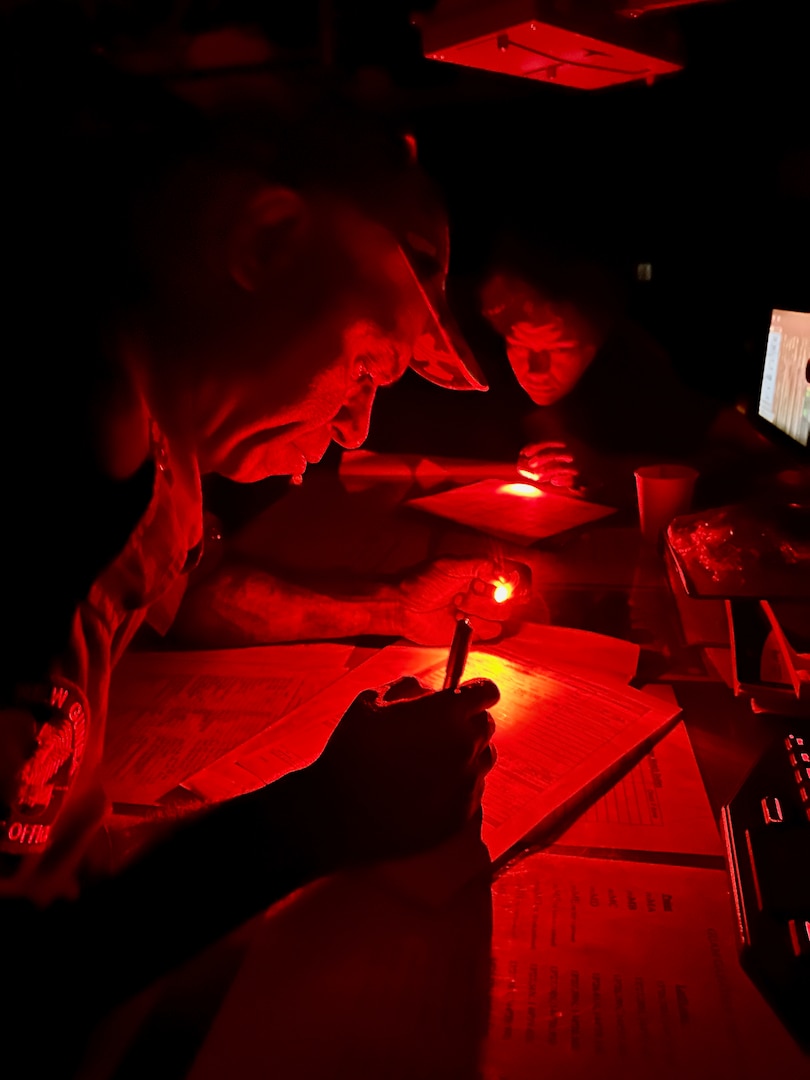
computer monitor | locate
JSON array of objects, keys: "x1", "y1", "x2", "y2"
[{"x1": 754, "y1": 307, "x2": 810, "y2": 458}]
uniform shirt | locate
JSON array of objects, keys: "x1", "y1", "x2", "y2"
[{"x1": 1, "y1": 419, "x2": 202, "y2": 863}]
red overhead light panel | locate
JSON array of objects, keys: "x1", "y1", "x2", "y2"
[
  {"x1": 417, "y1": 0, "x2": 688, "y2": 90},
  {"x1": 618, "y1": 0, "x2": 720, "y2": 13}
]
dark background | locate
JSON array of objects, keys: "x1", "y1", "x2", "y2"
[
  {"x1": 306, "y1": 1, "x2": 810, "y2": 462},
  {"x1": 170, "y1": 0, "x2": 807, "y2": 510},
  {"x1": 246, "y1": 0, "x2": 810, "y2": 399},
  {"x1": 8, "y1": 1, "x2": 806, "y2": 507},
  {"x1": 15, "y1": 0, "x2": 806, "y2": 396},
  {"x1": 238, "y1": 0, "x2": 809, "y2": 453}
]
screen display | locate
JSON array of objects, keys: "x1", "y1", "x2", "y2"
[{"x1": 757, "y1": 308, "x2": 810, "y2": 448}]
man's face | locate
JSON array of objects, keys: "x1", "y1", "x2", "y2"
[
  {"x1": 481, "y1": 272, "x2": 597, "y2": 407},
  {"x1": 201, "y1": 207, "x2": 425, "y2": 483},
  {"x1": 215, "y1": 318, "x2": 413, "y2": 483},
  {"x1": 503, "y1": 317, "x2": 596, "y2": 407}
]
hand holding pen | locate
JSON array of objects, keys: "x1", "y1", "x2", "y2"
[{"x1": 310, "y1": 614, "x2": 498, "y2": 862}]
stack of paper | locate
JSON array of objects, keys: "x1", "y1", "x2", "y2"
[
  {"x1": 185, "y1": 849, "x2": 810, "y2": 1080},
  {"x1": 125, "y1": 625, "x2": 683, "y2": 877},
  {"x1": 104, "y1": 631, "x2": 810, "y2": 1080},
  {"x1": 102, "y1": 643, "x2": 360, "y2": 808}
]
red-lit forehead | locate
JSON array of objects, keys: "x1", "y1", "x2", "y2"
[{"x1": 480, "y1": 272, "x2": 547, "y2": 332}]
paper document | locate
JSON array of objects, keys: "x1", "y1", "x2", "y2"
[
  {"x1": 483, "y1": 851, "x2": 809, "y2": 1079},
  {"x1": 102, "y1": 644, "x2": 356, "y2": 805},
  {"x1": 492, "y1": 622, "x2": 640, "y2": 685},
  {"x1": 555, "y1": 718, "x2": 724, "y2": 859},
  {"x1": 477, "y1": 664, "x2": 722, "y2": 860},
  {"x1": 192, "y1": 642, "x2": 681, "y2": 866},
  {"x1": 405, "y1": 478, "x2": 616, "y2": 544},
  {"x1": 187, "y1": 852, "x2": 807, "y2": 1080},
  {"x1": 167, "y1": 624, "x2": 639, "y2": 805}
]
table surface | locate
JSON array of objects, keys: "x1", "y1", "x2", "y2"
[{"x1": 76, "y1": 462, "x2": 810, "y2": 1080}]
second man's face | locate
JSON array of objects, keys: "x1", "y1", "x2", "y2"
[
  {"x1": 504, "y1": 317, "x2": 597, "y2": 407},
  {"x1": 481, "y1": 272, "x2": 598, "y2": 407}
]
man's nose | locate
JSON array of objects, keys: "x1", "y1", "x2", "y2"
[{"x1": 330, "y1": 384, "x2": 377, "y2": 450}]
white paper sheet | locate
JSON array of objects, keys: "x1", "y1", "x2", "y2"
[
  {"x1": 555, "y1": 717, "x2": 724, "y2": 859},
  {"x1": 405, "y1": 478, "x2": 616, "y2": 545},
  {"x1": 102, "y1": 644, "x2": 356, "y2": 805},
  {"x1": 181, "y1": 625, "x2": 640, "y2": 802},
  {"x1": 186, "y1": 852, "x2": 809, "y2": 1080},
  {"x1": 492, "y1": 622, "x2": 640, "y2": 684},
  {"x1": 202, "y1": 642, "x2": 680, "y2": 866},
  {"x1": 483, "y1": 851, "x2": 810, "y2": 1079}
]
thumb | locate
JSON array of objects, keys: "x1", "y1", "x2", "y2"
[{"x1": 381, "y1": 676, "x2": 430, "y2": 703}]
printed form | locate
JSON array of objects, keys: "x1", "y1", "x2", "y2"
[
  {"x1": 187, "y1": 852, "x2": 807, "y2": 1080},
  {"x1": 553, "y1": 700, "x2": 724, "y2": 860},
  {"x1": 194, "y1": 641, "x2": 681, "y2": 866},
  {"x1": 102, "y1": 643, "x2": 357, "y2": 805},
  {"x1": 483, "y1": 851, "x2": 809, "y2": 1080},
  {"x1": 105, "y1": 626, "x2": 720, "y2": 867}
]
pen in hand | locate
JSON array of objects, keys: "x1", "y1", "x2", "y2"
[{"x1": 443, "y1": 617, "x2": 474, "y2": 691}]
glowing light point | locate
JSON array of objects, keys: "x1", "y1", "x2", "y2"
[
  {"x1": 498, "y1": 482, "x2": 543, "y2": 498},
  {"x1": 493, "y1": 583, "x2": 512, "y2": 604}
]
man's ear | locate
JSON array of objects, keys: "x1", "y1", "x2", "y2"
[{"x1": 226, "y1": 186, "x2": 310, "y2": 293}]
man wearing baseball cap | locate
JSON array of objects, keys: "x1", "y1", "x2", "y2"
[{"x1": 0, "y1": 30, "x2": 522, "y2": 1066}]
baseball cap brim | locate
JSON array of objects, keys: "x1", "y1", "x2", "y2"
[
  {"x1": 159, "y1": 50, "x2": 488, "y2": 389},
  {"x1": 390, "y1": 245, "x2": 486, "y2": 393},
  {"x1": 398, "y1": 243, "x2": 489, "y2": 391},
  {"x1": 375, "y1": 157, "x2": 489, "y2": 392}
]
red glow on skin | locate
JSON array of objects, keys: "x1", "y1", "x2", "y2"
[{"x1": 498, "y1": 482, "x2": 543, "y2": 498}]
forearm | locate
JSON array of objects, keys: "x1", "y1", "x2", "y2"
[
  {"x1": 170, "y1": 560, "x2": 404, "y2": 646},
  {"x1": 26, "y1": 766, "x2": 340, "y2": 1012}
]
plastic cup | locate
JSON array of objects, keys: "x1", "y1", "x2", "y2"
[{"x1": 634, "y1": 464, "x2": 698, "y2": 544}]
